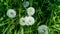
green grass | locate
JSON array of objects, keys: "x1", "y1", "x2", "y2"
[{"x1": 0, "y1": 0, "x2": 60, "y2": 34}]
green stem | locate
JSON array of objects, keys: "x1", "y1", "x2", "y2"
[
  {"x1": 14, "y1": 30, "x2": 17, "y2": 34},
  {"x1": 6, "y1": 0, "x2": 9, "y2": 9},
  {"x1": 30, "y1": 27, "x2": 32, "y2": 34},
  {"x1": 29, "y1": 0, "x2": 33, "y2": 7},
  {"x1": 21, "y1": 26, "x2": 24, "y2": 34},
  {"x1": 3, "y1": 22, "x2": 11, "y2": 34},
  {"x1": 3, "y1": 19, "x2": 13, "y2": 34},
  {"x1": 49, "y1": 10, "x2": 54, "y2": 27}
]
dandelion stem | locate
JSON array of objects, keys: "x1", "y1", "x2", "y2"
[
  {"x1": 3, "y1": 22, "x2": 11, "y2": 34},
  {"x1": 21, "y1": 26, "x2": 24, "y2": 34},
  {"x1": 30, "y1": 27, "x2": 32, "y2": 34},
  {"x1": 6, "y1": 0, "x2": 9, "y2": 9},
  {"x1": 29, "y1": 0, "x2": 33, "y2": 7}
]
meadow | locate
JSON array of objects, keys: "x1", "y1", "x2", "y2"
[{"x1": 0, "y1": 0, "x2": 60, "y2": 34}]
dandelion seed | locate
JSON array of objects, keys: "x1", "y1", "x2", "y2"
[
  {"x1": 27, "y1": 7, "x2": 35, "y2": 16},
  {"x1": 38, "y1": 25, "x2": 49, "y2": 34},
  {"x1": 7, "y1": 9, "x2": 16, "y2": 18}
]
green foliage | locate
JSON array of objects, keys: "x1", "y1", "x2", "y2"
[{"x1": 0, "y1": 0, "x2": 60, "y2": 34}]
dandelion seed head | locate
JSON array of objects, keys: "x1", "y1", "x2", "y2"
[
  {"x1": 7, "y1": 9, "x2": 16, "y2": 18},
  {"x1": 19, "y1": 17, "x2": 26, "y2": 26},
  {"x1": 23, "y1": 1, "x2": 29, "y2": 8},
  {"x1": 19, "y1": 16, "x2": 35, "y2": 26},
  {"x1": 25, "y1": 16, "x2": 35, "y2": 25},
  {"x1": 38, "y1": 25, "x2": 49, "y2": 34},
  {"x1": 27, "y1": 7, "x2": 35, "y2": 16}
]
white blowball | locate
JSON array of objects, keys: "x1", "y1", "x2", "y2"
[
  {"x1": 7, "y1": 9, "x2": 16, "y2": 18},
  {"x1": 19, "y1": 16, "x2": 35, "y2": 26},
  {"x1": 24, "y1": 16, "x2": 35, "y2": 25},
  {"x1": 19, "y1": 17, "x2": 26, "y2": 26},
  {"x1": 27, "y1": 7, "x2": 35, "y2": 16},
  {"x1": 23, "y1": 1, "x2": 29, "y2": 8},
  {"x1": 38, "y1": 25, "x2": 49, "y2": 34}
]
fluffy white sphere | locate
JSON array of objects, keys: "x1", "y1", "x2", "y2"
[
  {"x1": 23, "y1": 1, "x2": 29, "y2": 8},
  {"x1": 38, "y1": 25, "x2": 49, "y2": 34},
  {"x1": 7, "y1": 9, "x2": 16, "y2": 18},
  {"x1": 24, "y1": 16, "x2": 35, "y2": 25},
  {"x1": 27, "y1": 7, "x2": 35, "y2": 16},
  {"x1": 19, "y1": 16, "x2": 35, "y2": 26},
  {"x1": 19, "y1": 17, "x2": 26, "y2": 26}
]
